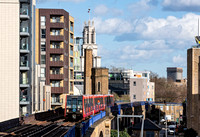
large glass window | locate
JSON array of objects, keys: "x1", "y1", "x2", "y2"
[
  {"x1": 72, "y1": 98, "x2": 77, "y2": 109},
  {"x1": 41, "y1": 16, "x2": 46, "y2": 26},
  {"x1": 67, "y1": 100, "x2": 71, "y2": 108},
  {"x1": 41, "y1": 55, "x2": 46, "y2": 64},
  {"x1": 51, "y1": 55, "x2": 60, "y2": 61},
  {"x1": 41, "y1": 68, "x2": 45, "y2": 77},
  {"x1": 51, "y1": 29, "x2": 60, "y2": 35},
  {"x1": 51, "y1": 68, "x2": 60, "y2": 74},
  {"x1": 51, "y1": 42, "x2": 60, "y2": 49},
  {"x1": 41, "y1": 29, "x2": 46, "y2": 38},
  {"x1": 51, "y1": 80, "x2": 60, "y2": 87},
  {"x1": 41, "y1": 41, "x2": 46, "y2": 51}
]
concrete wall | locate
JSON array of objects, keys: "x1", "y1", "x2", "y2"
[
  {"x1": 130, "y1": 78, "x2": 147, "y2": 102},
  {"x1": 0, "y1": 0, "x2": 19, "y2": 122}
]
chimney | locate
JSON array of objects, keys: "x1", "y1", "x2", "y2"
[{"x1": 84, "y1": 49, "x2": 93, "y2": 95}]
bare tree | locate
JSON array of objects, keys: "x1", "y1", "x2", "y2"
[{"x1": 150, "y1": 72, "x2": 186, "y2": 103}]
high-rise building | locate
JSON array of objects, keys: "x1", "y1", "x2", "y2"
[
  {"x1": 74, "y1": 37, "x2": 84, "y2": 95},
  {"x1": 187, "y1": 47, "x2": 200, "y2": 135},
  {"x1": 80, "y1": 20, "x2": 101, "y2": 72},
  {"x1": 19, "y1": 0, "x2": 35, "y2": 116},
  {"x1": 167, "y1": 67, "x2": 183, "y2": 82},
  {"x1": 35, "y1": 9, "x2": 74, "y2": 109},
  {"x1": 0, "y1": 0, "x2": 35, "y2": 121}
]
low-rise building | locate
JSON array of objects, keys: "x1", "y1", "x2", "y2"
[
  {"x1": 109, "y1": 69, "x2": 155, "y2": 102},
  {"x1": 154, "y1": 103, "x2": 183, "y2": 122}
]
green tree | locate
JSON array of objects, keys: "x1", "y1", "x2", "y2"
[{"x1": 111, "y1": 129, "x2": 130, "y2": 137}]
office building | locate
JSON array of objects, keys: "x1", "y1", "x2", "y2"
[
  {"x1": 35, "y1": 9, "x2": 74, "y2": 109},
  {"x1": 167, "y1": 67, "x2": 183, "y2": 82}
]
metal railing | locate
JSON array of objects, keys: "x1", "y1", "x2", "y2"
[{"x1": 20, "y1": 8, "x2": 28, "y2": 15}]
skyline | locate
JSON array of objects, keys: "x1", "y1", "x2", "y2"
[{"x1": 37, "y1": 0, "x2": 200, "y2": 78}]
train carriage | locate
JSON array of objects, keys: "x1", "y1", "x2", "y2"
[{"x1": 64, "y1": 94, "x2": 114, "y2": 120}]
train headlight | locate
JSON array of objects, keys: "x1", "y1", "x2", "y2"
[
  {"x1": 80, "y1": 110, "x2": 82, "y2": 113},
  {"x1": 67, "y1": 109, "x2": 69, "y2": 112}
]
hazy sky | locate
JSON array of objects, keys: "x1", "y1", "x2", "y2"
[{"x1": 36, "y1": 0, "x2": 200, "y2": 78}]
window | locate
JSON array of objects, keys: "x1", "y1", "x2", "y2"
[
  {"x1": 52, "y1": 16, "x2": 60, "y2": 23},
  {"x1": 41, "y1": 16, "x2": 46, "y2": 26},
  {"x1": 51, "y1": 42, "x2": 60, "y2": 49},
  {"x1": 166, "y1": 106, "x2": 169, "y2": 110},
  {"x1": 133, "y1": 95, "x2": 136, "y2": 99},
  {"x1": 98, "y1": 82, "x2": 101, "y2": 92},
  {"x1": 41, "y1": 68, "x2": 45, "y2": 77},
  {"x1": 41, "y1": 55, "x2": 46, "y2": 64},
  {"x1": 51, "y1": 55, "x2": 60, "y2": 61},
  {"x1": 51, "y1": 68, "x2": 60, "y2": 74},
  {"x1": 51, "y1": 29, "x2": 60, "y2": 35},
  {"x1": 160, "y1": 106, "x2": 163, "y2": 111},
  {"x1": 41, "y1": 29, "x2": 46, "y2": 38},
  {"x1": 41, "y1": 42, "x2": 46, "y2": 51},
  {"x1": 51, "y1": 81, "x2": 60, "y2": 87},
  {"x1": 133, "y1": 81, "x2": 136, "y2": 86}
]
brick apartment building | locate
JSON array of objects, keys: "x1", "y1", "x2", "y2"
[{"x1": 35, "y1": 9, "x2": 74, "y2": 109}]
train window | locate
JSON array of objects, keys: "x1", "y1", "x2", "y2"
[
  {"x1": 72, "y1": 98, "x2": 77, "y2": 109},
  {"x1": 78, "y1": 100, "x2": 82, "y2": 109},
  {"x1": 67, "y1": 100, "x2": 71, "y2": 108}
]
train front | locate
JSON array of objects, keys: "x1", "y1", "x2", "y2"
[{"x1": 65, "y1": 95, "x2": 83, "y2": 120}]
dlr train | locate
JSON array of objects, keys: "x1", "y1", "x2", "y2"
[{"x1": 64, "y1": 94, "x2": 114, "y2": 120}]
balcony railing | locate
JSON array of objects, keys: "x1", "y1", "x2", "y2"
[
  {"x1": 20, "y1": 8, "x2": 28, "y2": 15},
  {"x1": 20, "y1": 27, "x2": 28, "y2": 33},
  {"x1": 20, "y1": 43, "x2": 28, "y2": 50},
  {"x1": 20, "y1": 95, "x2": 28, "y2": 102},
  {"x1": 20, "y1": 61, "x2": 29, "y2": 67}
]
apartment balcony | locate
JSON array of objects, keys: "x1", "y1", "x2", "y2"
[
  {"x1": 20, "y1": 95, "x2": 30, "y2": 105},
  {"x1": 51, "y1": 87, "x2": 64, "y2": 94},
  {"x1": 49, "y1": 61, "x2": 64, "y2": 67},
  {"x1": 50, "y1": 74, "x2": 64, "y2": 80},
  {"x1": 50, "y1": 22, "x2": 64, "y2": 28},
  {"x1": 50, "y1": 35, "x2": 64, "y2": 41},
  {"x1": 49, "y1": 48, "x2": 64, "y2": 54},
  {"x1": 51, "y1": 98, "x2": 63, "y2": 106},
  {"x1": 20, "y1": 27, "x2": 29, "y2": 36},
  {"x1": 20, "y1": 78, "x2": 29, "y2": 88},
  {"x1": 20, "y1": 8, "x2": 29, "y2": 19},
  {"x1": 20, "y1": 44, "x2": 29, "y2": 53},
  {"x1": 20, "y1": 61, "x2": 29, "y2": 70}
]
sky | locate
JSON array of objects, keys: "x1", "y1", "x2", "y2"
[{"x1": 36, "y1": 0, "x2": 200, "y2": 78}]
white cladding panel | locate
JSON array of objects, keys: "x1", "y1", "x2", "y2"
[{"x1": 0, "y1": 1, "x2": 20, "y2": 122}]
